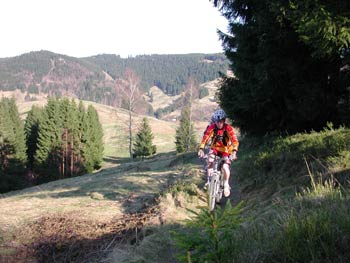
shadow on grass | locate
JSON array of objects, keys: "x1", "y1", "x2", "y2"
[
  {"x1": 2, "y1": 151, "x2": 201, "y2": 216},
  {"x1": 3, "y1": 212, "x2": 183, "y2": 263},
  {"x1": 103, "y1": 155, "x2": 130, "y2": 165}
]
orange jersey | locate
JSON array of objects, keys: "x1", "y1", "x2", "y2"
[{"x1": 199, "y1": 123, "x2": 239, "y2": 154}]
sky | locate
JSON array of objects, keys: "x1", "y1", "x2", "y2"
[{"x1": 0, "y1": 0, "x2": 228, "y2": 58}]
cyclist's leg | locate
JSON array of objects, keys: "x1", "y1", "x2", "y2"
[
  {"x1": 207, "y1": 149, "x2": 216, "y2": 180},
  {"x1": 221, "y1": 153, "x2": 232, "y2": 197}
]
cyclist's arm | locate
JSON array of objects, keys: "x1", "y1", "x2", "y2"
[
  {"x1": 199, "y1": 123, "x2": 215, "y2": 149},
  {"x1": 226, "y1": 125, "x2": 239, "y2": 152}
]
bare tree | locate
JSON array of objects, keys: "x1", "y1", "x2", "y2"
[
  {"x1": 117, "y1": 69, "x2": 141, "y2": 160},
  {"x1": 184, "y1": 77, "x2": 200, "y2": 123}
]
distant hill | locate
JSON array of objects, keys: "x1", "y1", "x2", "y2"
[
  {"x1": 84, "y1": 53, "x2": 229, "y2": 95},
  {"x1": 0, "y1": 50, "x2": 228, "y2": 109},
  {"x1": 0, "y1": 50, "x2": 113, "y2": 103}
]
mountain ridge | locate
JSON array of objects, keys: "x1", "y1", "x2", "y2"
[{"x1": 0, "y1": 50, "x2": 225, "y2": 121}]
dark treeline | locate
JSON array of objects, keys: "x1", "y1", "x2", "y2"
[
  {"x1": 0, "y1": 97, "x2": 104, "y2": 193},
  {"x1": 85, "y1": 53, "x2": 228, "y2": 95}
]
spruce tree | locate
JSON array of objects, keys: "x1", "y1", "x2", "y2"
[
  {"x1": 24, "y1": 105, "x2": 43, "y2": 170},
  {"x1": 58, "y1": 98, "x2": 80, "y2": 177},
  {"x1": 175, "y1": 106, "x2": 197, "y2": 153},
  {"x1": 82, "y1": 105, "x2": 104, "y2": 172},
  {"x1": 0, "y1": 98, "x2": 27, "y2": 192},
  {"x1": 35, "y1": 98, "x2": 63, "y2": 180},
  {"x1": 133, "y1": 117, "x2": 156, "y2": 158},
  {"x1": 75, "y1": 100, "x2": 87, "y2": 173},
  {"x1": 213, "y1": 0, "x2": 350, "y2": 135}
]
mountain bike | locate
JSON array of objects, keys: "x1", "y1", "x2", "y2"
[{"x1": 207, "y1": 155, "x2": 227, "y2": 211}]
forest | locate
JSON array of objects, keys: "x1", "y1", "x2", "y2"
[
  {"x1": 0, "y1": 97, "x2": 104, "y2": 193},
  {"x1": 0, "y1": 51, "x2": 228, "y2": 105}
]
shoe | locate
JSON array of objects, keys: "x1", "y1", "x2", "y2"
[
  {"x1": 224, "y1": 184, "x2": 231, "y2": 197},
  {"x1": 203, "y1": 182, "x2": 209, "y2": 190}
]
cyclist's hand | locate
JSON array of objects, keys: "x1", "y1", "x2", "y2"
[
  {"x1": 230, "y1": 151, "x2": 237, "y2": 160},
  {"x1": 198, "y1": 149, "x2": 205, "y2": 158}
]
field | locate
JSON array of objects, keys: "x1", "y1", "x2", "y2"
[{"x1": 0, "y1": 91, "x2": 216, "y2": 261}]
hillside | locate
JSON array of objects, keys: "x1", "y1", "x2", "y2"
[
  {"x1": 10, "y1": 96, "x2": 210, "y2": 161},
  {"x1": 2, "y1": 127, "x2": 350, "y2": 262},
  {"x1": 0, "y1": 51, "x2": 228, "y2": 109},
  {"x1": 0, "y1": 152, "x2": 206, "y2": 262},
  {"x1": 84, "y1": 53, "x2": 229, "y2": 95}
]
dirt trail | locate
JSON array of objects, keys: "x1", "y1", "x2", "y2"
[{"x1": 196, "y1": 157, "x2": 242, "y2": 208}]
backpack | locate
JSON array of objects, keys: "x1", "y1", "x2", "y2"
[{"x1": 212, "y1": 124, "x2": 230, "y2": 146}]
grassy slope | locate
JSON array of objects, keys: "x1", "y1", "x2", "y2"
[
  {"x1": 208, "y1": 126, "x2": 350, "y2": 263},
  {"x1": 14, "y1": 97, "x2": 209, "y2": 159},
  {"x1": 3, "y1": 98, "x2": 350, "y2": 262},
  {"x1": 0, "y1": 151, "x2": 206, "y2": 262},
  {"x1": 0, "y1": 92, "x2": 214, "y2": 262}
]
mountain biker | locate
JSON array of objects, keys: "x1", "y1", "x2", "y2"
[{"x1": 198, "y1": 109, "x2": 239, "y2": 197}]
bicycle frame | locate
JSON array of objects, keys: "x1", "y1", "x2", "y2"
[{"x1": 208, "y1": 155, "x2": 225, "y2": 211}]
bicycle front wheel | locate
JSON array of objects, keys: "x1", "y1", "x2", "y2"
[{"x1": 208, "y1": 173, "x2": 219, "y2": 211}]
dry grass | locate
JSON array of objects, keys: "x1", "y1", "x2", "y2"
[
  {"x1": 143, "y1": 86, "x2": 182, "y2": 111},
  {"x1": 0, "y1": 154, "x2": 182, "y2": 230},
  {"x1": 0, "y1": 151, "x2": 206, "y2": 262}
]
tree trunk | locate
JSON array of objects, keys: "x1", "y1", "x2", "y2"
[{"x1": 129, "y1": 108, "x2": 133, "y2": 160}]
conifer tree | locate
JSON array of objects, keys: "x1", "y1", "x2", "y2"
[
  {"x1": 213, "y1": 0, "x2": 350, "y2": 134},
  {"x1": 7, "y1": 98, "x2": 27, "y2": 163},
  {"x1": 133, "y1": 117, "x2": 156, "y2": 158},
  {"x1": 81, "y1": 105, "x2": 104, "y2": 172},
  {"x1": 57, "y1": 98, "x2": 82, "y2": 177},
  {"x1": 24, "y1": 105, "x2": 43, "y2": 170},
  {"x1": 175, "y1": 106, "x2": 197, "y2": 153},
  {"x1": 0, "y1": 98, "x2": 27, "y2": 192},
  {"x1": 75, "y1": 100, "x2": 87, "y2": 173},
  {"x1": 35, "y1": 98, "x2": 63, "y2": 180}
]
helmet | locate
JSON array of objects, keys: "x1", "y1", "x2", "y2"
[{"x1": 212, "y1": 109, "x2": 226, "y2": 122}]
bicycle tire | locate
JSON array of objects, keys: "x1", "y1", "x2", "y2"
[
  {"x1": 215, "y1": 182, "x2": 222, "y2": 203},
  {"x1": 209, "y1": 172, "x2": 219, "y2": 211},
  {"x1": 215, "y1": 171, "x2": 224, "y2": 203}
]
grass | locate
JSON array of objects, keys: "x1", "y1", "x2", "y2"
[
  {"x1": 181, "y1": 126, "x2": 350, "y2": 263},
  {"x1": 0, "y1": 153, "x2": 183, "y2": 229},
  {"x1": 0, "y1": 150, "x2": 209, "y2": 262}
]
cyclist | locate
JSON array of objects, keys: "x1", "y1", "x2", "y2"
[{"x1": 198, "y1": 109, "x2": 239, "y2": 197}]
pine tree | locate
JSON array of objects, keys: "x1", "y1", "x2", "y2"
[
  {"x1": 0, "y1": 98, "x2": 27, "y2": 192},
  {"x1": 35, "y1": 98, "x2": 63, "y2": 180},
  {"x1": 75, "y1": 100, "x2": 87, "y2": 173},
  {"x1": 175, "y1": 106, "x2": 197, "y2": 153},
  {"x1": 24, "y1": 105, "x2": 43, "y2": 170},
  {"x1": 82, "y1": 105, "x2": 104, "y2": 172},
  {"x1": 213, "y1": 0, "x2": 350, "y2": 135},
  {"x1": 133, "y1": 117, "x2": 156, "y2": 158}
]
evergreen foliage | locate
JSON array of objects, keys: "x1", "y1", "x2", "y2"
[
  {"x1": 24, "y1": 105, "x2": 43, "y2": 170},
  {"x1": 213, "y1": 0, "x2": 350, "y2": 135},
  {"x1": 81, "y1": 105, "x2": 104, "y2": 172},
  {"x1": 0, "y1": 51, "x2": 228, "y2": 107},
  {"x1": 0, "y1": 98, "x2": 27, "y2": 192},
  {"x1": 34, "y1": 98, "x2": 63, "y2": 179},
  {"x1": 86, "y1": 53, "x2": 229, "y2": 95},
  {"x1": 173, "y1": 201, "x2": 244, "y2": 263},
  {"x1": 31, "y1": 98, "x2": 103, "y2": 182},
  {"x1": 175, "y1": 106, "x2": 197, "y2": 153},
  {"x1": 133, "y1": 117, "x2": 156, "y2": 158}
]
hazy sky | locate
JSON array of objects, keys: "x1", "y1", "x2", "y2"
[{"x1": 0, "y1": 0, "x2": 228, "y2": 58}]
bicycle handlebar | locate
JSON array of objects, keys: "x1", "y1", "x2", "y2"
[{"x1": 199, "y1": 154, "x2": 236, "y2": 161}]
